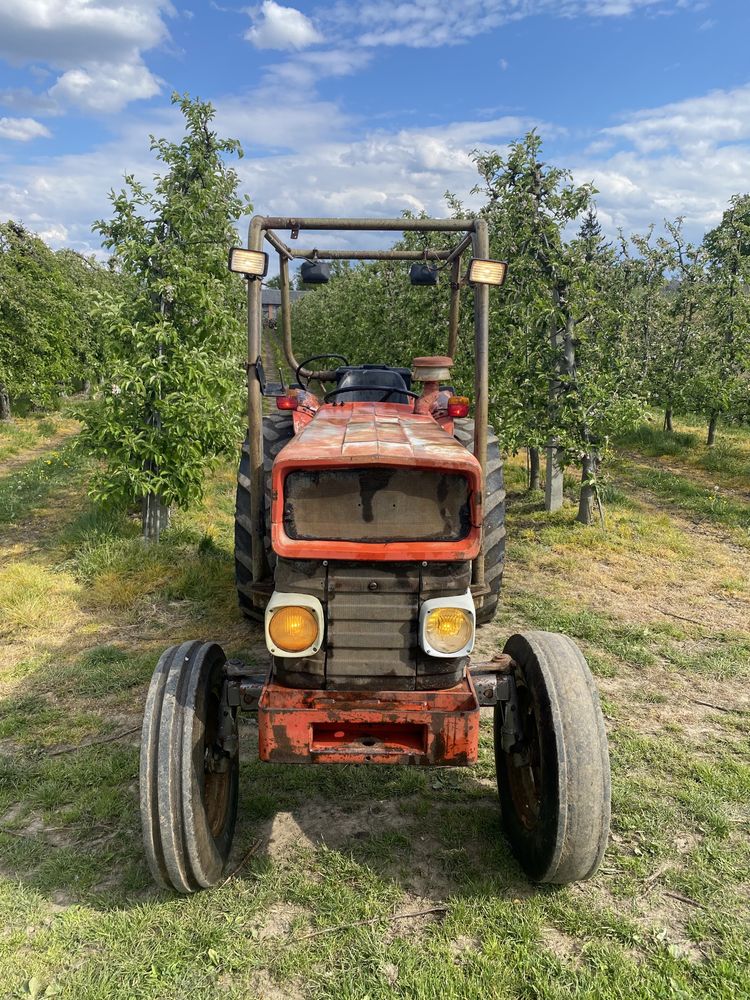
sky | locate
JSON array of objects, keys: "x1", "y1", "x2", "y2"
[{"x1": 0, "y1": 0, "x2": 748, "y2": 258}]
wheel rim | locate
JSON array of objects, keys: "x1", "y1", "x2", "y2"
[
  {"x1": 505, "y1": 680, "x2": 543, "y2": 831},
  {"x1": 202, "y1": 680, "x2": 234, "y2": 838}
]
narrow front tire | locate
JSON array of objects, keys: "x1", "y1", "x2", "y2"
[
  {"x1": 494, "y1": 631, "x2": 611, "y2": 884},
  {"x1": 140, "y1": 641, "x2": 239, "y2": 893}
]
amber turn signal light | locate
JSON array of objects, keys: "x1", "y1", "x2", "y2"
[
  {"x1": 268, "y1": 605, "x2": 319, "y2": 653},
  {"x1": 424, "y1": 607, "x2": 473, "y2": 654}
]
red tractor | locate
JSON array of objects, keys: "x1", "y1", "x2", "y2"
[{"x1": 140, "y1": 216, "x2": 611, "y2": 893}]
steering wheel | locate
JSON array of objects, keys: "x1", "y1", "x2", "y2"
[
  {"x1": 295, "y1": 354, "x2": 350, "y2": 388},
  {"x1": 324, "y1": 384, "x2": 420, "y2": 403}
]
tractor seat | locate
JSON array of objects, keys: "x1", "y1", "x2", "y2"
[{"x1": 334, "y1": 366, "x2": 411, "y2": 404}]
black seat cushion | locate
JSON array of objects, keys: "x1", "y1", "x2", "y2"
[{"x1": 335, "y1": 367, "x2": 410, "y2": 403}]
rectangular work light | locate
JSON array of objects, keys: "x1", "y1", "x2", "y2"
[
  {"x1": 467, "y1": 258, "x2": 508, "y2": 287},
  {"x1": 228, "y1": 247, "x2": 269, "y2": 278}
]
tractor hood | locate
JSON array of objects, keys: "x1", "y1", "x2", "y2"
[{"x1": 271, "y1": 403, "x2": 482, "y2": 562}]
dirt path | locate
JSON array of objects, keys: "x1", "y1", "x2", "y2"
[{"x1": 0, "y1": 422, "x2": 79, "y2": 479}]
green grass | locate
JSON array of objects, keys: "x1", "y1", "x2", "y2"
[
  {"x1": 615, "y1": 413, "x2": 750, "y2": 493},
  {"x1": 0, "y1": 416, "x2": 60, "y2": 462},
  {"x1": 617, "y1": 423, "x2": 700, "y2": 457},
  {"x1": 0, "y1": 441, "x2": 87, "y2": 525},
  {"x1": 615, "y1": 463, "x2": 750, "y2": 537},
  {"x1": 1, "y1": 417, "x2": 749, "y2": 998}
]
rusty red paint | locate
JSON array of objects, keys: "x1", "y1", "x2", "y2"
[
  {"x1": 257, "y1": 674, "x2": 480, "y2": 765},
  {"x1": 271, "y1": 401, "x2": 482, "y2": 562}
]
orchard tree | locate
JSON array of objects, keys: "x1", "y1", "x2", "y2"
[
  {"x1": 79, "y1": 93, "x2": 250, "y2": 540},
  {"x1": 615, "y1": 226, "x2": 672, "y2": 423},
  {"x1": 566, "y1": 211, "x2": 641, "y2": 523},
  {"x1": 628, "y1": 220, "x2": 706, "y2": 432},
  {"x1": 0, "y1": 222, "x2": 115, "y2": 417},
  {"x1": 697, "y1": 195, "x2": 750, "y2": 444},
  {"x1": 470, "y1": 133, "x2": 628, "y2": 516}
]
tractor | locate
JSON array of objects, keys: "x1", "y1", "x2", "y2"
[{"x1": 140, "y1": 216, "x2": 611, "y2": 894}]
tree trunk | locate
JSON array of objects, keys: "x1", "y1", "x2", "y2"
[
  {"x1": 545, "y1": 445, "x2": 564, "y2": 512},
  {"x1": 0, "y1": 384, "x2": 10, "y2": 421},
  {"x1": 663, "y1": 407, "x2": 674, "y2": 432},
  {"x1": 528, "y1": 446, "x2": 541, "y2": 490},
  {"x1": 707, "y1": 411, "x2": 718, "y2": 447},
  {"x1": 545, "y1": 282, "x2": 574, "y2": 514},
  {"x1": 142, "y1": 492, "x2": 170, "y2": 542},
  {"x1": 576, "y1": 452, "x2": 598, "y2": 525}
]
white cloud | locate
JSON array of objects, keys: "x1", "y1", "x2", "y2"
[
  {"x1": 263, "y1": 48, "x2": 371, "y2": 88},
  {"x1": 233, "y1": 112, "x2": 544, "y2": 225},
  {"x1": 0, "y1": 116, "x2": 51, "y2": 141},
  {"x1": 0, "y1": 0, "x2": 171, "y2": 65},
  {"x1": 0, "y1": 1, "x2": 172, "y2": 115},
  {"x1": 575, "y1": 83, "x2": 750, "y2": 234},
  {"x1": 245, "y1": 1, "x2": 323, "y2": 50},
  {"x1": 601, "y1": 83, "x2": 750, "y2": 152},
  {"x1": 328, "y1": 0, "x2": 688, "y2": 49},
  {"x1": 50, "y1": 60, "x2": 162, "y2": 114},
  {"x1": 1, "y1": 74, "x2": 745, "y2": 263}
]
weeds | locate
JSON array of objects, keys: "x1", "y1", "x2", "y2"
[{"x1": 0, "y1": 417, "x2": 749, "y2": 998}]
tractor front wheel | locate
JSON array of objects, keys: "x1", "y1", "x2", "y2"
[
  {"x1": 140, "y1": 641, "x2": 239, "y2": 893},
  {"x1": 493, "y1": 631, "x2": 610, "y2": 883}
]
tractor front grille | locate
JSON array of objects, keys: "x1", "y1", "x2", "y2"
[
  {"x1": 326, "y1": 563, "x2": 419, "y2": 690},
  {"x1": 271, "y1": 558, "x2": 472, "y2": 691}
]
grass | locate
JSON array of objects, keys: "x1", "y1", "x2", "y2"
[
  {"x1": 0, "y1": 412, "x2": 749, "y2": 998},
  {"x1": 0, "y1": 441, "x2": 87, "y2": 526},
  {"x1": 0, "y1": 414, "x2": 63, "y2": 463},
  {"x1": 616, "y1": 414, "x2": 750, "y2": 496},
  {"x1": 612, "y1": 462, "x2": 750, "y2": 542}
]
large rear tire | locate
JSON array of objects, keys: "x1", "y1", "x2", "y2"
[
  {"x1": 453, "y1": 418, "x2": 505, "y2": 625},
  {"x1": 140, "y1": 641, "x2": 239, "y2": 893},
  {"x1": 493, "y1": 631, "x2": 610, "y2": 884},
  {"x1": 235, "y1": 414, "x2": 294, "y2": 621}
]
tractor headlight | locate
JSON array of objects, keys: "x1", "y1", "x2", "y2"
[
  {"x1": 420, "y1": 591, "x2": 475, "y2": 657},
  {"x1": 265, "y1": 593, "x2": 324, "y2": 657}
]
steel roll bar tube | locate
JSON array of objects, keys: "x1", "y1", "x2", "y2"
[{"x1": 471, "y1": 217, "x2": 490, "y2": 593}]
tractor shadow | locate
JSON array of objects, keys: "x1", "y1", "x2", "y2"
[
  {"x1": 0, "y1": 707, "x2": 536, "y2": 915},
  {"x1": 0, "y1": 655, "x2": 533, "y2": 915},
  {"x1": 232, "y1": 718, "x2": 537, "y2": 911}
]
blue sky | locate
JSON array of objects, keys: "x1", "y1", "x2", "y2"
[{"x1": 0, "y1": 0, "x2": 747, "y2": 256}]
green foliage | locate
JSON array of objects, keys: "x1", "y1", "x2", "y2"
[
  {"x1": 78, "y1": 93, "x2": 250, "y2": 516},
  {"x1": 0, "y1": 222, "x2": 118, "y2": 412},
  {"x1": 290, "y1": 134, "x2": 750, "y2": 492},
  {"x1": 693, "y1": 195, "x2": 750, "y2": 422},
  {"x1": 293, "y1": 134, "x2": 643, "y2": 469}
]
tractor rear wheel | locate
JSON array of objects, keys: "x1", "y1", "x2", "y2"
[
  {"x1": 235, "y1": 414, "x2": 294, "y2": 621},
  {"x1": 140, "y1": 641, "x2": 239, "y2": 893},
  {"x1": 453, "y1": 418, "x2": 505, "y2": 625},
  {"x1": 493, "y1": 631, "x2": 610, "y2": 884}
]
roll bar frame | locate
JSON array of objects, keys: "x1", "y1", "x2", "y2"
[{"x1": 244, "y1": 215, "x2": 490, "y2": 604}]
